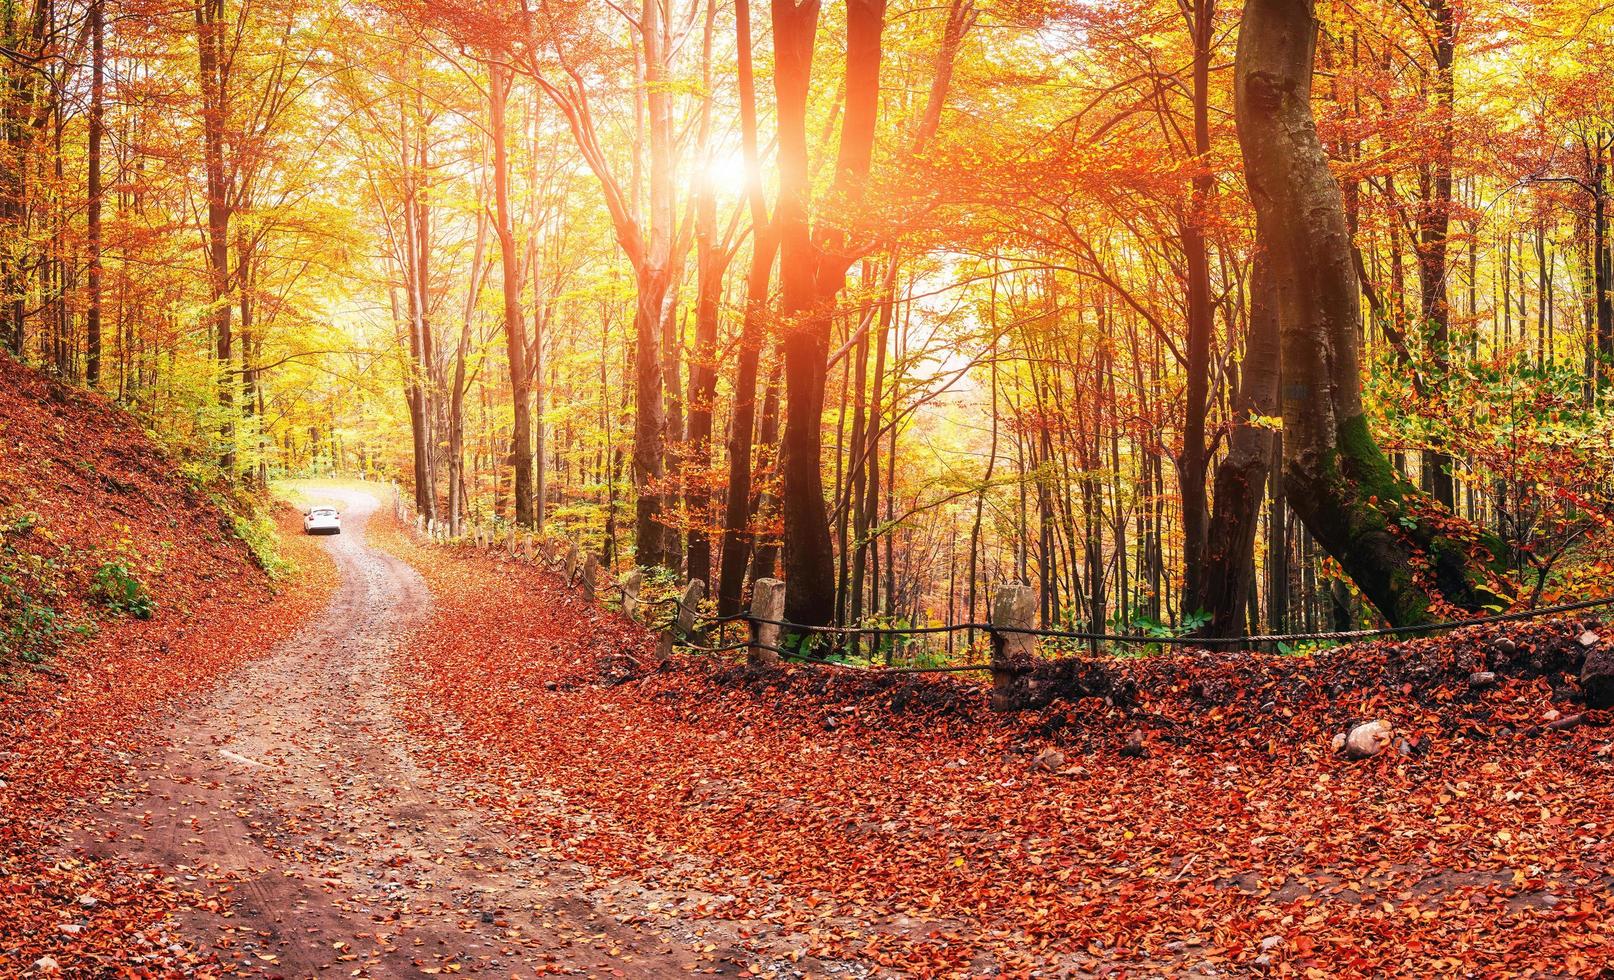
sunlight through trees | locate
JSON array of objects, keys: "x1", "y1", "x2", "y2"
[{"x1": 4, "y1": 0, "x2": 1614, "y2": 646}]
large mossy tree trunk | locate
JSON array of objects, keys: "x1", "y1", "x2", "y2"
[{"x1": 1233, "y1": 0, "x2": 1509, "y2": 627}]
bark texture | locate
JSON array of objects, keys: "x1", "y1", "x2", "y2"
[
  {"x1": 716, "y1": 0, "x2": 776, "y2": 616},
  {"x1": 1200, "y1": 250, "x2": 1279, "y2": 638},
  {"x1": 1233, "y1": 0, "x2": 1508, "y2": 626},
  {"x1": 490, "y1": 63, "x2": 533, "y2": 527},
  {"x1": 772, "y1": 0, "x2": 886, "y2": 629}
]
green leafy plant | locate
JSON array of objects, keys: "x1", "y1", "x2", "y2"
[
  {"x1": 0, "y1": 520, "x2": 74, "y2": 668},
  {"x1": 215, "y1": 489, "x2": 296, "y2": 579},
  {"x1": 90, "y1": 561, "x2": 157, "y2": 619},
  {"x1": 2, "y1": 593, "x2": 66, "y2": 663},
  {"x1": 1274, "y1": 638, "x2": 1340, "y2": 656}
]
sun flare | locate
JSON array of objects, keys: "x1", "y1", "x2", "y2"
[{"x1": 703, "y1": 149, "x2": 750, "y2": 191}]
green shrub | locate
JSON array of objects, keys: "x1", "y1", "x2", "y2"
[
  {"x1": 0, "y1": 534, "x2": 73, "y2": 666},
  {"x1": 2, "y1": 593, "x2": 65, "y2": 663},
  {"x1": 90, "y1": 561, "x2": 156, "y2": 619},
  {"x1": 201, "y1": 485, "x2": 294, "y2": 579},
  {"x1": 231, "y1": 506, "x2": 294, "y2": 579}
]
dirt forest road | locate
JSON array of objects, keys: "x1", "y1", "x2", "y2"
[{"x1": 63, "y1": 488, "x2": 788, "y2": 979}]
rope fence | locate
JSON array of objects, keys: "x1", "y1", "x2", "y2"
[
  {"x1": 389, "y1": 484, "x2": 1614, "y2": 709},
  {"x1": 737, "y1": 593, "x2": 1614, "y2": 647}
]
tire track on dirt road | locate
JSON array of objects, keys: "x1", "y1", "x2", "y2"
[{"x1": 65, "y1": 487, "x2": 815, "y2": 979}]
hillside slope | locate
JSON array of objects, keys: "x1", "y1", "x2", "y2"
[
  {"x1": 0, "y1": 353, "x2": 270, "y2": 656},
  {"x1": 0, "y1": 353, "x2": 334, "y2": 976}
]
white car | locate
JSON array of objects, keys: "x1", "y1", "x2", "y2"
[{"x1": 304, "y1": 506, "x2": 341, "y2": 535}]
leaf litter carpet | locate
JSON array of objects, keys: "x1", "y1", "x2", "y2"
[
  {"x1": 381, "y1": 525, "x2": 1613, "y2": 978},
  {"x1": 4, "y1": 477, "x2": 1610, "y2": 978}
]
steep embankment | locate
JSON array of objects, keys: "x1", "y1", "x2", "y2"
[{"x1": 0, "y1": 353, "x2": 335, "y2": 976}]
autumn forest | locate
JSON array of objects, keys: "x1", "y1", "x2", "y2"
[
  {"x1": 5, "y1": 0, "x2": 1614, "y2": 971},
  {"x1": 3, "y1": 0, "x2": 1612, "y2": 647}
]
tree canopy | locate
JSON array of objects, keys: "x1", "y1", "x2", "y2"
[{"x1": 5, "y1": 0, "x2": 1614, "y2": 648}]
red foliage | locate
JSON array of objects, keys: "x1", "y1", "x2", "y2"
[
  {"x1": 0, "y1": 355, "x2": 336, "y2": 976},
  {"x1": 381, "y1": 525, "x2": 1614, "y2": 977}
]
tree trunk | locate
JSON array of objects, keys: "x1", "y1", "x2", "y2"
[
  {"x1": 1416, "y1": 0, "x2": 1457, "y2": 507},
  {"x1": 1200, "y1": 250, "x2": 1280, "y2": 638},
  {"x1": 685, "y1": 0, "x2": 726, "y2": 587},
  {"x1": 236, "y1": 233, "x2": 260, "y2": 484},
  {"x1": 395, "y1": 283, "x2": 432, "y2": 517},
  {"x1": 1594, "y1": 138, "x2": 1612, "y2": 383},
  {"x1": 524, "y1": 0, "x2": 673, "y2": 564},
  {"x1": 397, "y1": 70, "x2": 438, "y2": 519},
  {"x1": 718, "y1": 229, "x2": 778, "y2": 611},
  {"x1": 772, "y1": 0, "x2": 834, "y2": 628},
  {"x1": 1178, "y1": 0, "x2": 1216, "y2": 616},
  {"x1": 85, "y1": 0, "x2": 104, "y2": 387},
  {"x1": 490, "y1": 62, "x2": 533, "y2": 526},
  {"x1": 1234, "y1": 0, "x2": 1508, "y2": 626},
  {"x1": 0, "y1": 0, "x2": 46, "y2": 357},
  {"x1": 631, "y1": 0, "x2": 678, "y2": 567},
  {"x1": 196, "y1": 0, "x2": 234, "y2": 471},
  {"x1": 686, "y1": 256, "x2": 721, "y2": 585},
  {"x1": 533, "y1": 296, "x2": 550, "y2": 528},
  {"x1": 630, "y1": 275, "x2": 671, "y2": 564},
  {"x1": 771, "y1": 0, "x2": 886, "y2": 628},
  {"x1": 716, "y1": 0, "x2": 776, "y2": 615},
  {"x1": 450, "y1": 176, "x2": 490, "y2": 535},
  {"x1": 1266, "y1": 432, "x2": 1288, "y2": 631},
  {"x1": 749, "y1": 359, "x2": 785, "y2": 583}
]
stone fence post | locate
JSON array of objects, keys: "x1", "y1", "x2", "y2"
[
  {"x1": 989, "y1": 582, "x2": 1037, "y2": 712},
  {"x1": 748, "y1": 578, "x2": 784, "y2": 667},
  {"x1": 621, "y1": 569, "x2": 644, "y2": 622},
  {"x1": 677, "y1": 579, "x2": 704, "y2": 638}
]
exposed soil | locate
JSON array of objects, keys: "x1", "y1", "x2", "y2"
[
  {"x1": 58, "y1": 488, "x2": 798, "y2": 979},
  {"x1": 1, "y1": 417, "x2": 1608, "y2": 979}
]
